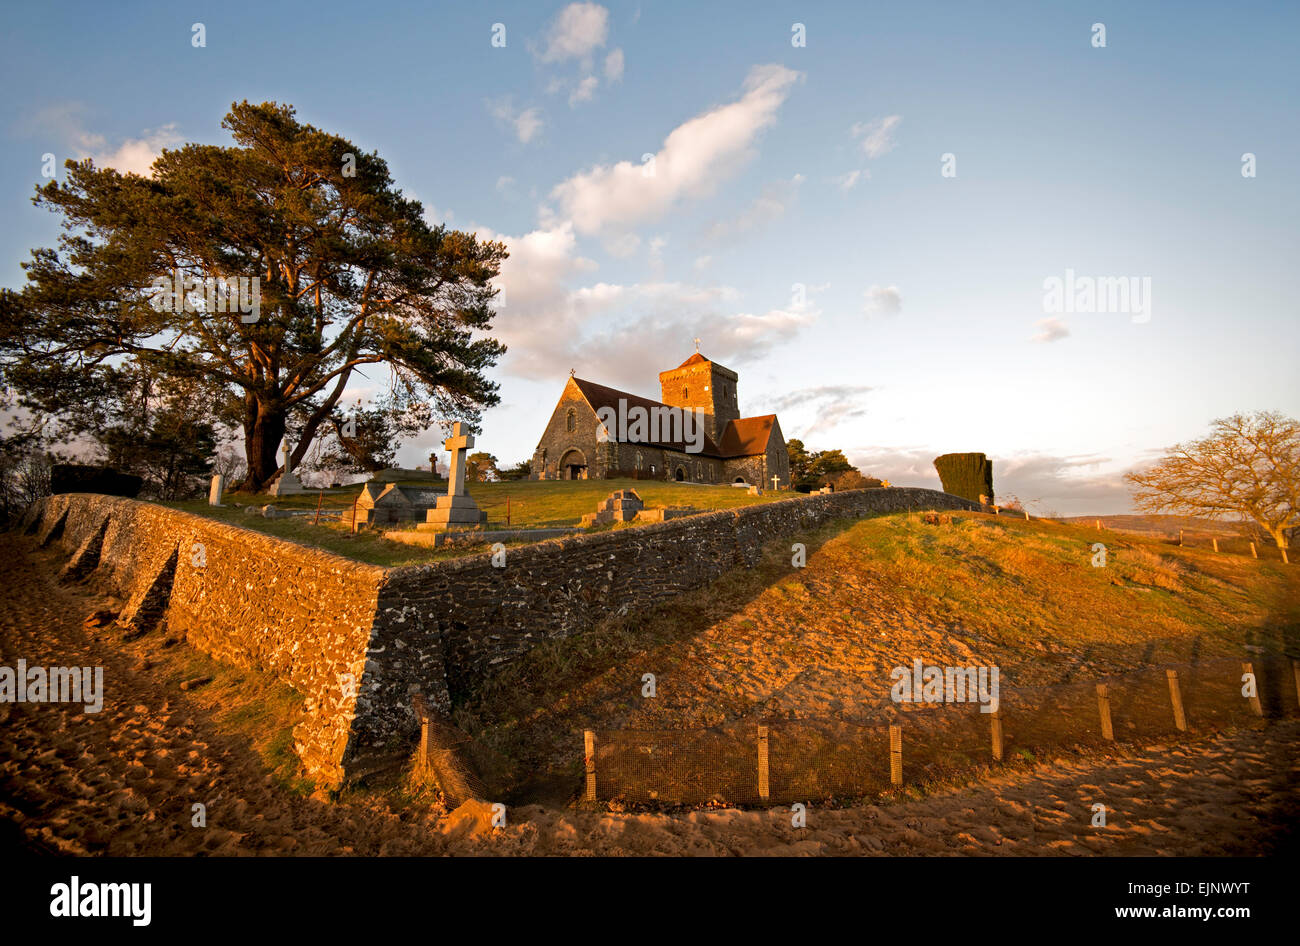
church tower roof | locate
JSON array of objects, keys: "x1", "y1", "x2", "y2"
[{"x1": 676, "y1": 352, "x2": 710, "y2": 368}]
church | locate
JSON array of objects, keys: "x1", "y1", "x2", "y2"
[{"x1": 530, "y1": 351, "x2": 791, "y2": 487}]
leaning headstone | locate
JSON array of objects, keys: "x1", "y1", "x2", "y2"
[
  {"x1": 208, "y1": 474, "x2": 225, "y2": 507},
  {"x1": 419, "y1": 422, "x2": 487, "y2": 530}
]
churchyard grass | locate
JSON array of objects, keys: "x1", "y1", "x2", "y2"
[{"x1": 166, "y1": 478, "x2": 788, "y2": 565}]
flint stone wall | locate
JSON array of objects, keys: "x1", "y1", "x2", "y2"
[
  {"x1": 20, "y1": 494, "x2": 400, "y2": 788},
  {"x1": 23, "y1": 486, "x2": 976, "y2": 788},
  {"x1": 374, "y1": 486, "x2": 978, "y2": 701}
]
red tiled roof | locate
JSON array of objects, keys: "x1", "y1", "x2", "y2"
[{"x1": 716, "y1": 415, "x2": 778, "y2": 457}]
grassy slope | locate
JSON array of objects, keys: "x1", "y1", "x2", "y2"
[
  {"x1": 456, "y1": 509, "x2": 1299, "y2": 799},
  {"x1": 165, "y1": 478, "x2": 787, "y2": 566}
]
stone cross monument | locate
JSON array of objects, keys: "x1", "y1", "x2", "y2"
[
  {"x1": 269, "y1": 440, "x2": 306, "y2": 496},
  {"x1": 419, "y1": 422, "x2": 487, "y2": 530},
  {"x1": 208, "y1": 474, "x2": 225, "y2": 507},
  {"x1": 446, "y1": 422, "x2": 472, "y2": 496}
]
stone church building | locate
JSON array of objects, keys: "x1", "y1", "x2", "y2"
[{"x1": 530, "y1": 352, "x2": 791, "y2": 487}]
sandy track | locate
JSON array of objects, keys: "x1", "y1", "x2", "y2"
[{"x1": 1, "y1": 531, "x2": 1295, "y2": 856}]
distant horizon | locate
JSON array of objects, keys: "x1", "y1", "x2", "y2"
[{"x1": 2, "y1": 1, "x2": 1296, "y2": 515}]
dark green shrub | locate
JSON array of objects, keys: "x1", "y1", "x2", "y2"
[{"x1": 933, "y1": 453, "x2": 993, "y2": 504}]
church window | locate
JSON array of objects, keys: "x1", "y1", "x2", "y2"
[
  {"x1": 635, "y1": 450, "x2": 643, "y2": 470},
  {"x1": 682, "y1": 386, "x2": 688, "y2": 399},
  {"x1": 566, "y1": 409, "x2": 575, "y2": 432}
]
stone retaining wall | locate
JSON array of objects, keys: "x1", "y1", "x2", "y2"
[
  {"x1": 21, "y1": 486, "x2": 976, "y2": 787},
  {"x1": 20, "y1": 494, "x2": 392, "y2": 787}
]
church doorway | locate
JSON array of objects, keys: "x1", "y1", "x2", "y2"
[
  {"x1": 674, "y1": 466, "x2": 686, "y2": 481},
  {"x1": 559, "y1": 448, "x2": 587, "y2": 480},
  {"x1": 733, "y1": 476, "x2": 747, "y2": 484}
]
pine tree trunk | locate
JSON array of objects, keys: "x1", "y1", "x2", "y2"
[{"x1": 240, "y1": 402, "x2": 287, "y2": 493}]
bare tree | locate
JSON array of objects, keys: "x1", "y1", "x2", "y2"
[{"x1": 1126, "y1": 411, "x2": 1299, "y2": 550}]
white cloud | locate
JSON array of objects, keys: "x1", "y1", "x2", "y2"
[
  {"x1": 26, "y1": 104, "x2": 183, "y2": 177},
  {"x1": 550, "y1": 64, "x2": 802, "y2": 236},
  {"x1": 760, "y1": 384, "x2": 874, "y2": 438},
  {"x1": 699, "y1": 174, "x2": 803, "y2": 246},
  {"x1": 693, "y1": 255, "x2": 713, "y2": 271},
  {"x1": 496, "y1": 175, "x2": 516, "y2": 194},
  {"x1": 648, "y1": 235, "x2": 667, "y2": 273},
  {"x1": 834, "y1": 168, "x2": 869, "y2": 191},
  {"x1": 863, "y1": 284, "x2": 902, "y2": 317},
  {"x1": 477, "y1": 219, "x2": 814, "y2": 386},
  {"x1": 488, "y1": 98, "x2": 544, "y2": 143},
  {"x1": 851, "y1": 115, "x2": 902, "y2": 159},
  {"x1": 569, "y1": 75, "x2": 600, "y2": 107},
  {"x1": 603, "y1": 232, "x2": 642, "y2": 257},
  {"x1": 539, "y1": 2, "x2": 610, "y2": 63},
  {"x1": 605, "y1": 47, "x2": 625, "y2": 82},
  {"x1": 1032, "y1": 317, "x2": 1070, "y2": 343}
]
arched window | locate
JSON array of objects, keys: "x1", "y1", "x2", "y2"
[
  {"x1": 635, "y1": 450, "x2": 644, "y2": 470},
  {"x1": 566, "y1": 409, "x2": 576, "y2": 432}
]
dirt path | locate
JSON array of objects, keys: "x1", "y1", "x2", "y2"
[{"x1": 1, "y1": 531, "x2": 1295, "y2": 856}]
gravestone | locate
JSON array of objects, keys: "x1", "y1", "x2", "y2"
[
  {"x1": 581, "y1": 489, "x2": 644, "y2": 527},
  {"x1": 208, "y1": 474, "x2": 225, "y2": 507},
  {"x1": 269, "y1": 441, "x2": 307, "y2": 496},
  {"x1": 419, "y1": 422, "x2": 487, "y2": 530},
  {"x1": 349, "y1": 482, "x2": 444, "y2": 527}
]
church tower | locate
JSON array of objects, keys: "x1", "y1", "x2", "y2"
[{"x1": 658, "y1": 351, "x2": 740, "y2": 446}]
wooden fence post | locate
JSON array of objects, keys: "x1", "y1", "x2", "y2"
[
  {"x1": 1250, "y1": 542, "x2": 1257, "y2": 559},
  {"x1": 990, "y1": 707, "x2": 1004, "y2": 761},
  {"x1": 1242, "y1": 662, "x2": 1263, "y2": 717},
  {"x1": 1179, "y1": 529, "x2": 1184, "y2": 547},
  {"x1": 1166, "y1": 669, "x2": 1187, "y2": 732},
  {"x1": 412, "y1": 693, "x2": 430, "y2": 775},
  {"x1": 1096, "y1": 683, "x2": 1114, "y2": 741},
  {"x1": 1212, "y1": 537, "x2": 1219, "y2": 553},
  {"x1": 889, "y1": 724, "x2": 903, "y2": 786},
  {"x1": 583, "y1": 730, "x2": 597, "y2": 802},
  {"x1": 757, "y1": 724, "x2": 770, "y2": 802}
]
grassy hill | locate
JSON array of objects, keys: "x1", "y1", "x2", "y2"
[{"x1": 454, "y1": 509, "x2": 1299, "y2": 802}]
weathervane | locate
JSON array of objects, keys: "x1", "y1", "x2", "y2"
[
  {"x1": 569, "y1": 367, "x2": 576, "y2": 377},
  {"x1": 693, "y1": 337, "x2": 701, "y2": 352}
]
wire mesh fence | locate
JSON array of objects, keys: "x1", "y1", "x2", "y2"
[{"x1": 586, "y1": 654, "x2": 1300, "y2": 807}]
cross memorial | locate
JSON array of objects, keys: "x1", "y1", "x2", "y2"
[
  {"x1": 445, "y1": 422, "x2": 474, "y2": 496},
  {"x1": 419, "y1": 421, "x2": 488, "y2": 531},
  {"x1": 269, "y1": 440, "x2": 306, "y2": 496},
  {"x1": 771, "y1": 474, "x2": 781, "y2": 491}
]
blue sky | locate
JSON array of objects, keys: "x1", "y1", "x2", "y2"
[{"x1": 2, "y1": 1, "x2": 1296, "y2": 513}]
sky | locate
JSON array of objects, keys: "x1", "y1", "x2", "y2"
[{"x1": 1, "y1": 0, "x2": 1296, "y2": 514}]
